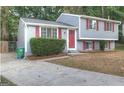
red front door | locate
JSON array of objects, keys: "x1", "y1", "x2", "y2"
[{"x1": 69, "y1": 30, "x2": 75, "y2": 48}]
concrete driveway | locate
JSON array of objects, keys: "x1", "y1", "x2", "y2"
[{"x1": 1, "y1": 53, "x2": 124, "y2": 86}]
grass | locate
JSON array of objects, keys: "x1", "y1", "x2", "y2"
[
  {"x1": 0, "y1": 76, "x2": 16, "y2": 86},
  {"x1": 48, "y1": 51, "x2": 124, "y2": 77},
  {"x1": 115, "y1": 43, "x2": 124, "y2": 51}
]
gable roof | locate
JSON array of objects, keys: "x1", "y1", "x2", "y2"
[
  {"x1": 21, "y1": 18, "x2": 77, "y2": 29},
  {"x1": 58, "y1": 13, "x2": 121, "y2": 24}
]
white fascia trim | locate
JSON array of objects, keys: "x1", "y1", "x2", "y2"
[
  {"x1": 79, "y1": 37, "x2": 118, "y2": 41},
  {"x1": 20, "y1": 18, "x2": 26, "y2": 24},
  {"x1": 24, "y1": 24, "x2": 28, "y2": 53},
  {"x1": 66, "y1": 29, "x2": 69, "y2": 51},
  {"x1": 57, "y1": 28, "x2": 59, "y2": 39},
  {"x1": 79, "y1": 17, "x2": 81, "y2": 39},
  {"x1": 75, "y1": 29, "x2": 77, "y2": 50},
  {"x1": 25, "y1": 22, "x2": 77, "y2": 29},
  {"x1": 39, "y1": 26, "x2": 41, "y2": 37},
  {"x1": 56, "y1": 13, "x2": 63, "y2": 22}
]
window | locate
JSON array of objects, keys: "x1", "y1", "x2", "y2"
[
  {"x1": 105, "y1": 22, "x2": 113, "y2": 31},
  {"x1": 107, "y1": 22, "x2": 112, "y2": 31},
  {"x1": 41, "y1": 27, "x2": 57, "y2": 39},
  {"x1": 47, "y1": 28, "x2": 51, "y2": 38},
  {"x1": 85, "y1": 41, "x2": 92, "y2": 50},
  {"x1": 89, "y1": 20, "x2": 97, "y2": 29},
  {"x1": 52, "y1": 28, "x2": 57, "y2": 39},
  {"x1": 41, "y1": 27, "x2": 47, "y2": 38}
]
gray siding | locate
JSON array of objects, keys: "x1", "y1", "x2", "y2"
[
  {"x1": 26, "y1": 25, "x2": 36, "y2": 55},
  {"x1": 123, "y1": 24, "x2": 124, "y2": 36},
  {"x1": 77, "y1": 40, "x2": 83, "y2": 51},
  {"x1": 57, "y1": 14, "x2": 79, "y2": 27},
  {"x1": 80, "y1": 18, "x2": 119, "y2": 40},
  {"x1": 17, "y1": 20, "x2": 25, "y2": 48},
  {"x1": 25, "y1": 26, "x2": 68, "y2": 55},
  {"x1": 77, "y1": 40, "x2": 115, "y2": 52}
]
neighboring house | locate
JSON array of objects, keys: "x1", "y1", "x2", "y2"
[{"x1": 17, "y1": 13, "x2": 121, "y2": 56}]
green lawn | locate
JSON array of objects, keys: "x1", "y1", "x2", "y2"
[
  {"x1": 115, "y1": 43, "x2": 124, "y2": 51},
  {"x1": 0, "y1": 76, "x2": 16, "y2": 86}
]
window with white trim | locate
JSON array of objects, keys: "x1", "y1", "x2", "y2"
[
  {"x1": 52, "y1": 28, "x2": 57, "y2": 39},
  {"x1": 41, "y1": 27, "x2": 57, "y2": 39},
  {"x1": 89, "y1": 20, "x2": 97, "y2": 29},
  {"x1": 41, "y1": 27, "x2": 47, "y2": 38},
  {"x1": 47, "y1": 28, "x2": 51, "y2": 38},
  {"x1": 85, "y1": 41, "x2": 92, "y2": 50}
]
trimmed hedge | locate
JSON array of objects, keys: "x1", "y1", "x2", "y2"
[
  {"x1": 99, "y1": 40, "x2": 107, "y2": 51},
  {"x1": 30, "y1": 38, "x2": 66, "y2": 56}
]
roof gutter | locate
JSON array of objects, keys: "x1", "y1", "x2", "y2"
[{"x1": 25, "y1": 22, "x2": 78, "y2": 29}]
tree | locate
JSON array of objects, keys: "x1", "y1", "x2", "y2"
[{"x1": 1, "y1": 7, "x2": 9, "y2": 40}]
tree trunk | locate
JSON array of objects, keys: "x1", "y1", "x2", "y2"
[
  {"x1": 1, "y1": 7, "x2": 9, "y2": 41},
  {"x1": 101, "y1": 6, "x2": 104, "y2": 18}
]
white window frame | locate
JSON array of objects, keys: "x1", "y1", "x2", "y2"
[
  {"x1": 85, "y1": 41, "x2": 93, "y2": 50},
  {"x1": 89, "y1": 20, "x2": 97, "y2": 30},
  {"x1": 41, "y1": 27, "x2": 57, "y2": 39}
]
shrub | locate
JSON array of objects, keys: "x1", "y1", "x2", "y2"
[
  {"x1": 30, "y1": 38, "x2": 66, "y2": 56},
  {"x1": 99, "y1": 40, "x2": 106, "y2": 51}
]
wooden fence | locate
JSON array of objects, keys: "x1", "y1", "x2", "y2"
[{"x1": 0, "y1": 41, "x2": 9, "y2": 53}]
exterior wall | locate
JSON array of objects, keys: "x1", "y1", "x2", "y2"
[
  {"x1": 25, "y1": 25, "x2": 36, "y2": 55},
  {"x1": 61, "y1": 28, "x2": 68, "y2": 52},
  {"x1": 80, "y1": 18, "x2": 119, "y2": 40},
  {"x1": 17, "y1": 20, "x2": 25, "y2": 48},
  {"x1": 25, "y1": 25, "x2": 69, "y2": 55},
  {"x1": 77, "y1": 40, "x2": 83, "y2": 51},
  {"x1": 77, "y1": 40, "x2": 115, "y2": 52},
  {"x1": 110, "y1": 41, "x2": 115, "y2": 50}
]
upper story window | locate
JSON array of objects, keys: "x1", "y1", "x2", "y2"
[
  {"x1": 41, "y1": 27, "x2": 57, "y2": 39},
  {"x1": 86, "y1": 18, "x2": 99, "y2": 31},
  {"x1": 104, "y1": 22, "x2": 115, "y2": 32},
  {"x1": 89, "y1": 20, "x2": 97, "y2": 29}
]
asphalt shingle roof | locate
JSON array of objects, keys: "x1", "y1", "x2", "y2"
[{"x1": 21, "y1": 18, "x2": 76, "y2": 28}]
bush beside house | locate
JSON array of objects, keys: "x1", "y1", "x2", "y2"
[
  {"x1": 99, "y1": 40, "x2": 106, "y2": 51},
  {"x1": 30, "y1": 38, "x2": 65, "y2": 56}
]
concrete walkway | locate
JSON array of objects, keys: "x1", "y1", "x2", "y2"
[{"x1": 1, "y1": 53, "x2": 124, "y2": 86}]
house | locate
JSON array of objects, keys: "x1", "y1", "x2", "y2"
[
  {"x1": 122, "y1": 23, "x2": 124, "y2": 36},
  {"x1": 17, "y1": 13, "x2": 121, "y2": 56}
]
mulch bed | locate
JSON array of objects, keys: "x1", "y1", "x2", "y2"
[{"x1": 27, "y1": 53, "x2": 67, "y2": 60}]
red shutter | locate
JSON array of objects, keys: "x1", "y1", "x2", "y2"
[
  {"x1": 83, "y1": 41, "x2": 86, "y2": 50},
  {"x1": 104, "y1": 21, "x2": 106, "y2": 31},
  {"x1": 58, "y1": 28, "x2": 62, "y2": 39},
  {"x1": 96, "y1": 20, "x2": 99, "y2": 31},
  {"x1": 92, "y1": 41, "x2": 95, "y2": 50},
  {"x1": 112, "y1": 22, "x2": 115, "y2": 32},
  {"x1": 35, "y1": 26, "x2": 40, "y2": 38},
  {"x1": 86, "y1": 18, "x2": 89, "y2": 30}
]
